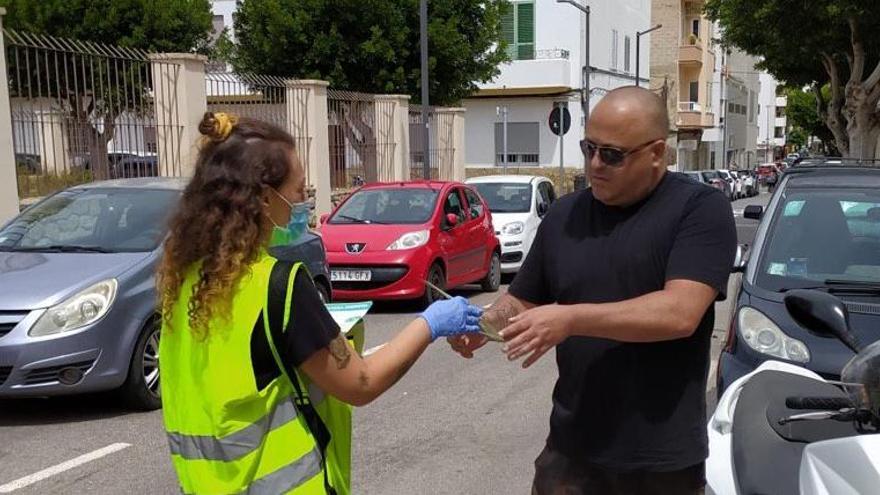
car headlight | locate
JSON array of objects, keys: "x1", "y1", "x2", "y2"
[
  {"x1": 738, "y1": 306, "x2": 810, "y2": 363},
  {"x1": 501, "y1": 221, "x2": 525, "y2": 236},
  {"x1": 29, "y1": 279, "x2": 118, "y2": 337},
  {"x1": 387, "y1": 230, "x2": 430, "y2": 250}
]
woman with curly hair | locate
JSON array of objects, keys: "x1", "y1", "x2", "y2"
[{"x1": 158, "y1": 112, "x2": 482, "y2": 495}]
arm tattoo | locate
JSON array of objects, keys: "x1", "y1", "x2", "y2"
[{"x1": 328, "y1": 335, "x2": 352, "y2": 370}]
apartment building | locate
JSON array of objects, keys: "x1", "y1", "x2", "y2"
[
  {"x1": 463, "y1": 0, "x2": 653, "y2": 168},
  {"x1": 757, "y1": 72, "x2": 787, "y2": 162}
]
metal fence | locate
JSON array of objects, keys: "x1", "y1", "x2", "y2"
[
  {"x1": 205, "y1": 70, "x2": 312, "y2": 184},
  {"x1": 409, "y1": 109, "x2": 455, "y2": 180},
  {"x1": 5, "y1": 29, "x2": 183, "y2": 200},
  {"x1": 327, "y1": 89, "x2": 397, "y2": 190}
]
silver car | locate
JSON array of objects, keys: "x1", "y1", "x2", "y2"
[{"x1": 0, "y1": 178, "x2": 331, "y2": 410}]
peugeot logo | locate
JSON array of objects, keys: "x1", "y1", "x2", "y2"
[{"x1": 345, "y1": 243, "x2": 366, "y2": 254}]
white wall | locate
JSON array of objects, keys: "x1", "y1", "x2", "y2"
[{"x1": 210, "y1": 0, "x2": 237, "y2": 39}]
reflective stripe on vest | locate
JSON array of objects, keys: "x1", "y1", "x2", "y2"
[
  {"x1": 243, "y1": 447, "x2": 322, "y2": 495},
  {"x1": 167, "y1": 398, "x2": 299, "y2": 461}
]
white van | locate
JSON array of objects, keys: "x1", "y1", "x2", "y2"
[{"x1": 465, "y1": 175, "x2": 556, "y2": 273}]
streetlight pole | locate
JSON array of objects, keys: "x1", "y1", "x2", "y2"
[
  {"x1": 556, "y1": 0, "x2": 590, "y2": 170},
  {"x1": 419, "y1": 0, "x2": 431, "y2": 179},
  {"x1": 635, "y1": 24, "x2": 661, "y2": 88}
]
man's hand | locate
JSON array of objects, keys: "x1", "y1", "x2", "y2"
[
  {"x1": 447, "y1": 334, "x2": 488, "y2": 358},
  {"x1": 500, "y1": 304, "x2": 571, "y2": 368}
]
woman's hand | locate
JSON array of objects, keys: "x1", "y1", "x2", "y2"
[{"x1": 420, "y1": 296, "x2": 483, "y2": 342}]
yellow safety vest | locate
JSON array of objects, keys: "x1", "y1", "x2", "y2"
[{"x1": 160, "y1": 253, "x2": 353, "y2": 494}]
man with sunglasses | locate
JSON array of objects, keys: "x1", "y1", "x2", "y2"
[{"x1": 450, "y1": 87, "x2": 736, "y2": 494}]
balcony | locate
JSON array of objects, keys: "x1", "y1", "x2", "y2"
[
  {"x1": 678, "y1": 102, "x2": 714, "y2": 128},
  {"x1": 678, "y1": 44, "x2": 703, "y2": 67},
  {"x1": 476, "y1": 48, "x2": 572, "y2": 97}
]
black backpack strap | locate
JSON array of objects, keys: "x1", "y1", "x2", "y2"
[{"x1": 264, "y1": 259, "x2": 337, "y2": 495}]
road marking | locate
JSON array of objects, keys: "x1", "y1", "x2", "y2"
[
  {"x1": 0, "y1": 443, "x2": 131, "y2": 493},
  {"x1": 363, "y1": 343, "x2": 386, "y2": 356}
]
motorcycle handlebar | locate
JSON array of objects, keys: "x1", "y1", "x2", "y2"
[{"x1": 785, "y1": 396, "x2": 853, "y2": 410}]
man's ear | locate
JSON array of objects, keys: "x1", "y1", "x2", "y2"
[{"x1": 651, "y1": 140, "x2": 667, "y2": 168}]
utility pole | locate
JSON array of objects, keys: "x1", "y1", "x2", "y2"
[
  {"x1": 497, "y1": 105, "x2": 509, "y2": 171},
  {"x1": 419, "y1": 0, "x2": 430, "y2": 179},
  {"x1": 635, "y1": 24, "x2": 662, "y2": 87},
  {"x1": 720, "y1": 50, "x2": 728, "y2": 170},
  {"x1": 556, "y1": 0, "x2": 590, "y2": 170}
]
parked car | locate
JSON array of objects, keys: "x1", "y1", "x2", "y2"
[
  {"x1": 0, "y1": 178, "x2": 331, "y2": 410},
  {"x1": 717, "y1": 159, "x2": 880, "y2": 398},
  {"x1": 699, "y1": 170, "x2": 732, "y2": 199},
  {"x1": 718, "y1": 169, "x2": 742, "y2": 199},
  {"x1": 319, "y1": 181, "x2": 501, "y2": 306},
  {"x1": 465, "y1": 175, "x2": 555, "y2": 274}
]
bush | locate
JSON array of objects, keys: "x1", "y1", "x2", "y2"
[{"x1": 16, "y1": 165, "x2": 93, "y2": 201}]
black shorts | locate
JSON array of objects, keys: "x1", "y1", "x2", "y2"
[{"x1": 531, "y1": 444, "x2": 705, "y2": 495}]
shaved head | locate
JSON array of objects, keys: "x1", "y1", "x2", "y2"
[{"x1": 585, "y1": 86, "x2": 670, "y2": 207}]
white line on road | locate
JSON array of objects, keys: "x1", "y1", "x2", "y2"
[{"x1": 0, "y1": 443, "x2": 131, "y2": 493}]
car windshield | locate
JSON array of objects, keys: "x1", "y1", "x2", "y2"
[
  {"x1": 756, "y1": 188, "x2": 880, "y2": 291},
  {"x1": 330, "y1": 188, "x2": 439, "y2": 224},
  {"x1": 701, "y1": 171, "x2": 718, "y2": 181},
  {"x1": 471, "y1": 183, "x2": 532, "y2": 213},
  {"x1": 0, "y1": 188, "x2": 178, "y2": 253}
]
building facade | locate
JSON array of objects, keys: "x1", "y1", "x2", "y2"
[
  {"x1": 757, "y1": 72, "x2": 787, "y2": 162},
  {"x1": 463, "y1": 0, "x2": 653, "y2": 169},
  {"x1": 705, "y1": 46, "x2": 760, "y2": 170}
]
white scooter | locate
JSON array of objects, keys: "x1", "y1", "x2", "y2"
[{"x1": 706, "y1": 290, "x2": 880, "y2": 495}]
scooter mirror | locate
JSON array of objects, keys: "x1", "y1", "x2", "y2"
[{"x1": 784, "y1": 289, "x2": 862, "y2": 353}]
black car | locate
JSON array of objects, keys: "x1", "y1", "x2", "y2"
[{"x1": 717, "y1": 159, "x2": 880, "y2": 396}]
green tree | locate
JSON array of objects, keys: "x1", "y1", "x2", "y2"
[
  {"x1": 784, "y1": 86, "x2": 838, "y2": 155},
  {"x1": 0, "y1": 0, "x2": 213, "y2": 178},
  {"x1": 706, "y1": 0, "x2": 880, "y2": 159},
  {"x1": 230, "y1": 0, "x2": 509, "y2": 105}
]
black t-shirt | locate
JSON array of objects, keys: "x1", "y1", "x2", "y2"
[
  {"x1": 250, "y1": 265, "x2": 340, "y2": 389},
  {"x1": 509, "y1": 172, "x2": 736, "y2": 472}
]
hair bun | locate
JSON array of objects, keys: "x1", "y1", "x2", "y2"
[{"x1": 198, "y1": 112, "x2": 238, "y2": 142}]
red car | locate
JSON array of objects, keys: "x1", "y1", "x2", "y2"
[{"x1": 319, "y1": 181, "x2": 501, "y2": 305}]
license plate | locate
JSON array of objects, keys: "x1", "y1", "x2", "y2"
[{"x1": 331, "y1": 270, "x2": 372, "y2": 282}]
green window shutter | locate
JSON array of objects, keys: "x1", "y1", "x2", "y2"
[
  {"x1": 516, "y1": 2, "x2": 535, "y2": 60},
  {"x1": 501, "y1": 8, "x2": 516, "y2": 59}
]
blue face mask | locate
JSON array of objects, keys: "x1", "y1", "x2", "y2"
[{"x1": 268, "y1": 189, "x2": 311, "y2": 247}]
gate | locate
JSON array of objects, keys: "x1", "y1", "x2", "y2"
[
  {"x1": 4, "y1": 29, "x2": 183, "y2": 200},
  {"x1": 409, "y1": 109, "x2": 455, "y2": 180},
  {"x1": 327, "y1": 89, "x2": 395, "y2": 190}
]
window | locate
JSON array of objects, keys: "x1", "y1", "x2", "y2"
[
  {"x1": 692, "y1": 19, "x2": 700, "y2": 37},
  {"x1": 611, "y1": 29, "x2": 619, "y2": 70},
  {"x1": 463, "y1": 188, "x2": 484, "y2": 219},
  {"x1": 472, "y1": 183, "x2": 532, "y2": 213},
  {"x1": 689, "y1": 81, "x2": 699, "y2": 102},
  {"x1": 501, "y1": 1, "x2": 535, "y2": 60},
  {"x1": 775, "y1": 127, "x2": 784, "y2": 138},
  {"x1": 494, "y1": 122, "x2": 539, "y2": 166},
  {"x1": 443, "y1": 190, "x2": 467, "y2": 225},
  {"x1": 330, "y1": 188, "x2": 439, "y2": 225},
  {"x1": 624, "y1": 36, "x2": 631, "y2": 73},
  {"x1": 748, "y1": 91, "x2": 755, "y2": 123},
  {"x1": 710, "y1": 151, "x2": 716, "y2": 168},
  {"x1": 776, "y1": 107, "x2": 786, "y2": 118}
]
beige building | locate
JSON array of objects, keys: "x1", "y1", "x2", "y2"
[{"x1": 650, "y1": 0, "x2": 717, "y2": 170}]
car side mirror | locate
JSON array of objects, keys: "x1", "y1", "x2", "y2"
[
  {"x1": 784, "y1": 289, "x2": 862, "y2": 353},
  {"x1": 319, "y1": 213, "x2": 329, "y2": 225},
  {"x1": 744, "y1": 205, "x2": 763, "y2": 220},
  {"x1": 732, "y1": 244, "x2": 749, "y2": 273},
  {"x1": 445, "y1": 213, "x2": 459, "y2": 229}
]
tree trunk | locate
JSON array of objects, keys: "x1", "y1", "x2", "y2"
[
  {"x1": 86, "y1": 114, "x2": 117, "y2": 180},
  {"x1": 821, "y1": 54, "x2": 851, "y2": 156},
  {"x1": 341, "y1": 104, "x2": 378, "y2": 184}
]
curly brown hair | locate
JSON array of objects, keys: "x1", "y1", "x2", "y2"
[{"x1": 157, "y1": 112, "x2": 296, "y2": 338}]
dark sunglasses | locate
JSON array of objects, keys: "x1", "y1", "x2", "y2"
[{"x1": 580, "y1": 138, "x2": 662, "y2": 167}]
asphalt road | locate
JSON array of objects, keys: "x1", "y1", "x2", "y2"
[{"x1": 0, "y1": 193, "x2": 769, "y2": 494}]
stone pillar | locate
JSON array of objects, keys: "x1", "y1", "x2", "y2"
[
  {"x1": 434, "y1": 107, "x2": 467, "y2": 181},
  {"x1": 0, "y1": 8, "x2": 20, "y2": 223},
  {"x1": 375, "y1": 95, "x2": 411, "y2": 182},
  {"x1": 148, "y1": 53, "x2": 207, "y2": 177},
  {"x1": 286, "y1": 79, "x2": 332, "y2": 215}
]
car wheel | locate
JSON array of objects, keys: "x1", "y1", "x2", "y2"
[
  {"x1": 315, "y1": 280, "x2": 331, "y2": 304},
  {"x1": 480, "y1": 251, "x2": 501, "y2": 293},
  {"x1": 120, "y1": 317, "x2": 162, "y2": 411},
  {"x1": 421, "y1": 263, "x2": 445, "y2": 308}
]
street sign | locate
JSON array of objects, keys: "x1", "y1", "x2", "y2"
[{"x1": 549, "y1": 106, "x2": 571, "y2": 136}]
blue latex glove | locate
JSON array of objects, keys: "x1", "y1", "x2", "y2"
[{"x1": 420, "y1": 296, "x2": 484, "y2": 342}]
